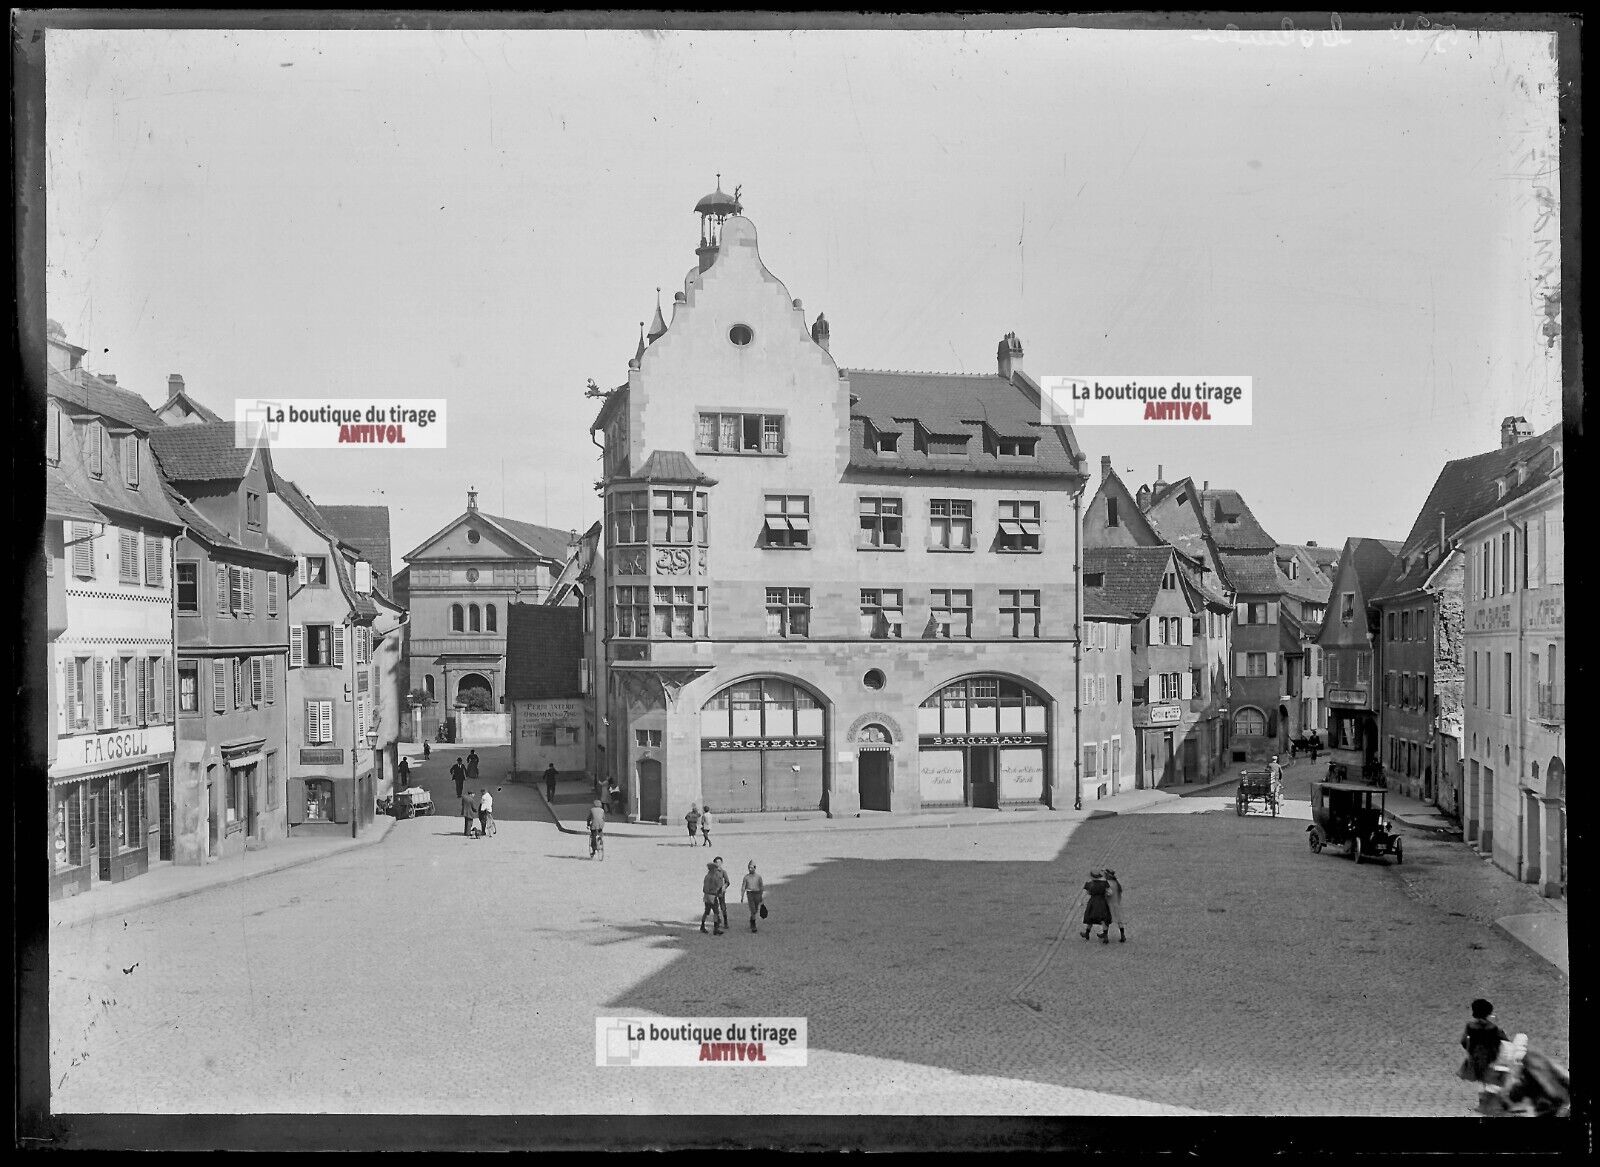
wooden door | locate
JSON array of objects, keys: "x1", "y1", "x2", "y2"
[
  {"x1": 638, "y1": 758, "x2": 662, "y2": 822},
  {"x1": 859, "y1": 751, "x2": 891, "y2": 812}
]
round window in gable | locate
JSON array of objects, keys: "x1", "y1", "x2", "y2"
[
  {"x1": 728, "y1": 324, "x2": 754, "y2": 347},
  {"x1": 467, "y1": 529, "x2": 481, "y2": 544},
  {"x1": 466, "y1": 568, "x2": 480, "y2": 583},
  {"x1": 862, "y1": 669, "x2": 885, "y2": 691}
]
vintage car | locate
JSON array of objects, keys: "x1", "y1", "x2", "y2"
[{"x1": 1306, "y1": 781, "x2": 1402, "y2": 864}]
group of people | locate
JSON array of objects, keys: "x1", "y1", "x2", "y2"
[
  {"x1": 700, "y1": 857, "x2": 766, "y2": 935},
  {"x1": 1459, "y1": 998, "x2": 1569, "y2": 1116},
  {"x1": 685, "y1": 803, "x2": 716, "y2": 847},
  {"x1": 449, "y1": 750, "x2": 494, "y2": 838},
  {"x1": 1080, "y1": 867, "x2": 1127, "y2": 943}
]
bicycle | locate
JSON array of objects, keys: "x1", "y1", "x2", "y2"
[{"x1": 589, "y1": 828, "x2": 605, "y2": 861}]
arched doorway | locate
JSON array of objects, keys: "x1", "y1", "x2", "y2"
[
  {"x1": 857, "y1": 723, "x2": 893, "y2": 812},
  {"x1": 917, "y1": 676, "x2": 1049, "y2": 808},
  {"x1": 456, "y1": 672, "x2": 493, "y2": 711},
  {"x1": 698, "y1": 677, "x2": 826, "y2": 813}
]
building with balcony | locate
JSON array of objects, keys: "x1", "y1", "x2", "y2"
[
  {"x1": 149, "y1": 421, "x2": 297, "y2": 865},
  {"x1": 589, "y1": 187, "x2": 1087, "y2": 821},
  {"x1": 1316, "y1": 537, "x2": 1402, "y2": 760},
  {"x1": 392, "y1": 491, "x2": 572, "y2": 742},
  {"x1": 1455, "y1": 424, "x2": 1563, "y2": 896},
  {"x1": 46, "y1": 324, "x2": 183, "y2": 898}
]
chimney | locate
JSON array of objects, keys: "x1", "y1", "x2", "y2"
[
  {"x1": 997, "y1": 332, "x2": 1023, "y2": 379},
  {"x1": 1203, "y1": 479, "x2": 1209, "y2": 491},
  {"x1": 101, "y1": 374, "x2": 117, "y2": 385},
  {"x1": 168, "y1": 373, "x2": 185, "y2": 397},
  {"x1": 1153, "y1": 464, "x2": 1168, "y2": 491},
  {"x1": 1306, "y1": 540, "x2": 1317, "y2": 547},
  {"x1": 1439, "y1": 511, "x2": 1446, "y2": 551},
  {"x1": 1500, "y1": 415, "x2": 1532, "y2": 449},
  {"x1": 810, "y1": 313, "x2": 830, "y2": 353},
  {"x1": 1100, "y1": 454, "x2": 1112, "y2": 480},
  {"x1": 1135, "y1": 484, "x2": 1151, "y2": 509},
  {"x1": 467, "y1": 486, "x2": 478, "y2": 512}
]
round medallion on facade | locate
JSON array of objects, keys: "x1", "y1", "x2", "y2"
[
  {"x1": 466, "y1": 568, "x2": 479, "y2": 583},
  {"x1": 728, "y1": 324, "x2": 754, "y2": 347},
  {"x1": 467, "y1": 529, "x2": 481, "y2": 544}
]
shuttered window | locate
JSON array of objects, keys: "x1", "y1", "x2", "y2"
[
  {"x1": 124, "y1": 435, "x2": 140, "y2": 487},
  {"x1": 267, "y1": 572, "x2": 279, "y2": 616},
  {"x1": 216, "y1": 565, "x2": 229, "y2": 614},
  {"x1": 331, "y1": 625, "x2": 345, "y2": 668},
  {"x1": 251, "y1": 657, "x2": 263, "y2": 706},
  {"x1": 92, "y1": 655, "x2": 106, "y2": 728},
  {"x1": 135, "y1": 657, "x2": 149, "y2": 722},
  {"x1": 228, "y1": 566, "x2": 242, "y2": 614},
  {"x1": 143, "y1": 534, "x2": 163, "y2": 586},
  {"x1": 119, "y1": 532, "x2": 139, "y2": 583},
  {"x1": 264, "y1": 657, "x2": 276, "y2": 703},
  {"x1": 89, "y1": 423, "x2": 103, "y2": 477},
  {"x1": 71, "y1": 523, "x2": 94, "y2": 578},
  {"x1": 289, "y1": 625, "x2": 305, "y2": 668},
  {"x1": 306, "y1": 699, "x2": 335, "y2": 745},
  {"x1": 213, "y1": 660, "x2": 227, "y2": 712},
  {"x1": 241, "y1": 568, "x2": 254, "y2": 616}
]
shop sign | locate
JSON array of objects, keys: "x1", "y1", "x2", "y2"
[
  {"x1": 1529, "y1": 596, "x2": 1564, "y2": 630},
  {"x1": 918, "y1": 734, "x2": 1047, "y2": 748},
  {"x1": 1472, "y1": 603, "x2": 1513, "y2": 632},
  {"x1": 1143, "y1": 704, "x2": 1181, "y2": 725},
  {"x1": 72, "y1": 725, "x2": 174, "y2": 769},
  {"x1": 518, "y1": 699, "x2": 580, "y2": 732},
  {"x1": 1328, "y1": 687, "x2": 1369, "y2": 707},
  {"x1": 702, "y1": 737, "x2": 822, "y2": 751},
  {"x1": 300, "y1": 748, "x2": 345, "y2": 765}
]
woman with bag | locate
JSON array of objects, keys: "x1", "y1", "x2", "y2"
[{"x1": 1104, "y1": 867, "x2": 1126, "y2": 943}]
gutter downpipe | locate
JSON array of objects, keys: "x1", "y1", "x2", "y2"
[{"x1": 1073, "y1": 482, "x2": 1085, "y2": 811}]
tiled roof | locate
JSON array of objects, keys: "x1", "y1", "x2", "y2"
[
  {"x1": 49, "y1": 368, "x2": 164, "y2": 432},
  {"x1": 1219, "y1": 551, "x2": 1282, "y2": 595},
  {"x1": 1346, "y1": 537, "x2": 1404, "y2": 601},
  {"x1": 318, "y1": 505, "x2": 394, "y2": 593},
  {"x1": 1175, "y1": 555, "x2": 1231, "y2": 609},
  {"x1": 1082, "y1": 586, "x2": 1139, "y2": 621},
  {"x1": 1196, "y1": 487, "x2": 1277, "y2": 550},
  {"x1": 481, "y1": 514, "x2": 575, "y2": 562},
  {"x1": 1371, "y1": 426, "x2": 1562, "y2": 601},
  {"x1": 46, "y1": 466, "x2": 107, "y2": 524},
  {"x1": 503, "y1": 603, "x2": 584, "y2": 700},
  {"x1": 1083, "y1": 546, "x2": 1177, "y2": 619},
  {"x1": 1275, "y1": 545, "x2": 1335, "y2": 604},
  {"x1": 845, "y1": 369, "x2": 1083, "y2": 479},
  {"x1": 271, "y1": 473, "x2": 336, "y2": 540},
  {"x1": 158, "y1": 389, "x2": 225, "y2": 423},
  {"x1": 149, "y1": 421, "x2": 260, "y2": 482},
  {"x1": 616, "y1": 450, "x2": 718, "y2": 487},
  {"x1": 53, "y1": 429, "x2": 183, "y2": 528}
]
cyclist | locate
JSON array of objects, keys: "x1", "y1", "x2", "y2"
[{"x1": 587, "y1": 799, "x2": 606, "y2": 858}]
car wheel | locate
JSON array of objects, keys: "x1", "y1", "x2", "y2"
[
  {"x1": 1353, "y1": 836, "x2": 1364, "y2": 864},
  {"x1": 1236, "y1": 798, "x2": 1245, "y2": 817},
  {"x1": 1394, "y1": 839, "x2": 1402, "y2": 864},
  {"x1": 1308, "y1": 830, "x2": 1323, "y2": 853}
]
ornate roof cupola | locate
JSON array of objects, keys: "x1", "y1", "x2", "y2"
[
  {"x1": 647, "y1": 287, "x2": 668, "y2": 343},
  {"x1": 694, "y1": 175, "x2": 743, "y2": 273}
]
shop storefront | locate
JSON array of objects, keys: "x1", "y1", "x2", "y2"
[
  {"x1": 698, "y1": 678, "x2": 826, "y2": 813},
  {"x1": 288, "y1": 748, "x2": 361, "y2": 835},
  {"x1": 49, "y1": 726, "x2": 174, "y2": 899},
  {"x1": 917, "y1": 678, "x2": 1049, "y2": 808}
]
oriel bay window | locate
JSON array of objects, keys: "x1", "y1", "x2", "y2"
[
  {"x1": 653, "y1": 586, "x2": 707, "y2": 638},
  {"x1": 997, "y1": 501, "x2": 1041, "y2": 551},
  {"x1": 859, "y1": 588, "x2": 904, "y2": 638},
  {"x1": 929, "y1": 499, "x2": 972, "y2": 549},
  {"x1": 765, "y1": 587, "x2": 810, "y2": 638},
  {"x1": 763, "y1": 495, "x2": 811, "y2": 548},
  {"x1": 858, "y1": 497, "x2": 902, "y2": 548},
  {"x1": 610, "y1": 491, "x2": 648, "y2": 544},
  {"x1": 651, "y1": 489, "x2": 706, "y2": 544},
  {"x1": 613, "y1": 586, "x2": 649, "y2": 637}
]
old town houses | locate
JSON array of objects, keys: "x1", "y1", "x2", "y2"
[
  {"x1": 150, "y1": 421, "x2": 297, "y2": 864},
  {"x1": 589, "y1": 187, "x2": 1087, "y2": 820},
  {"x1": 46, "y1": 324, "x2": 183, "y2": 898},
  {"x1": 1316, "y1": 537, "x2": 1401, "y2": 762}
]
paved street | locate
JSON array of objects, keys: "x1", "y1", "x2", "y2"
[{"x1": 50, "y1": 747, "x2": 1567, "y2": 1117}]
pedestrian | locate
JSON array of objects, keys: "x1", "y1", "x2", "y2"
[
  {"x1": 700, "y1": 861, "x2": 726, "y2": 935},
  {"x1": 479, "y1": 787, "x2": 495, "y2": 837},
  {"x1": 608, "y1": 779, "x2": 623, "y2": 816},
  {"x1": 712, "y1": 857, "x2": 732, "y2": 930},
  {"x1": 699, "y1": 805, "x2": 714, "y2": 847},
  {"x1": 451, "y1": 758, "x2": 466, "y2": 799},
  {"x1": 460, "y1": 787, "x2": 478, "y2": 837},
  {"x1": 544, "y1": 763, "x2": 558, "y2": 802},
  {"x1": 422, "y1": 740, "x2": 431, "y2": 761},
  {"x1": 685, "y1": 803, "x2": 701, "y2": 844},
  {"x1": 1081, "y1": 868, "x2": 1113, "y2": 943},
  {"x1": 1268, "y1": 754, "x2": 1284, "y2": 804},
  {"x1": 1459, "y1": 998, "x2": 1510, "y2": 1086},
  {"x1": 1104, "y1": 867, "x2": 1126, "y2": 942},
  {"x1": 1309, "y1": 735, "x2": 1320, "y2": 763},
  {"x1": 398, "y1": 756, "x2": 411, "y2": 787},
  {"x1": 466, "y1": 749, "x2": 480, "y2": 782},
  {"x1": 740, "y1": 861, "x2": 765, "y2": 933}
]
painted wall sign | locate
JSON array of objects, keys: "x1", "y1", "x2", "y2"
[
  {"x1": 918, "y1": 748, "x2": 964, "y2": 801},
  {"x1": 299, "y1": 748, "x2": 345, "y2": 765},
  {"x1": 918, "y1": 734, "x2": 1047, "y2": 748},
  {"x1": 1530, "y1": 597, "x2": 1564, "y2": 630},
  {"x1": 1144, "y1": 704, "x2": 1182, "y2": 725},
  {"x1": 71, "y1": 726, "x2": 174, "y2": 770},
  {"x1": 518, "y1": 699, "x2": 581, "y2": 726},
  {"x1": 701, "y1": 737, "x2": 822, "y2": 751},
  {"x1": 999, "y1": 747, "x2": 1045, "y2": 801},
  {"x1": 1328, "y1": 687, "x2": 1369, "y2": 707},
  {"x1": 1472, "y1": 604, "x2": 1513, "y2": 632}
]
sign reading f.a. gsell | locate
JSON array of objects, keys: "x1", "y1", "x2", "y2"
[{"x1": 70, "y1": 726, "x2": 175, "y2": 769}]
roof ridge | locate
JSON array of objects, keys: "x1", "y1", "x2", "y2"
[{"x1": 844, "y1": 368, "x2": 1004, "y2": 378}]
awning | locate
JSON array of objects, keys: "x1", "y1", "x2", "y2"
[
  {"x1": 764, "y1": 516, "x2": 791, "y2": 531},
  {"x1": 786, "y1": 516, "x2": 811, "y2": 530},
  {"x1": 226, "y1": 752, "x2": 265, "y2": 770}
]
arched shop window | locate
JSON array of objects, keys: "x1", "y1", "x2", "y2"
[
  {"x1": 918, "y1": 677, "x2": 1045, "y2": 736},
  {"x1": 699, "y1": 678, "x2": 826, "y2": 815},
  {"x1": 1234, "y1": 707, "x2": 1267, "y2": 736},
  {"x1": 700, "y1": 678, "x2": 823, "y2": 739}
]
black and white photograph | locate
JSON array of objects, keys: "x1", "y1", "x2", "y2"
[{"x1": 16, "y1": 11, "x2": 1580, "y2": 1151}]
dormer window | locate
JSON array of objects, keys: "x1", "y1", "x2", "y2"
[
  {"x1": 88, "y1": 422, "x2": 104, "y2": 478},
  {"x1": 996, "y1": 437, "x2": 1036, "y2": 457},
  {"x1": 47, "y1": 403, "x2": 61, "y2": 465},
  {"x1": 1515, "y1": 461, "x2": 1528, "y2": 485},
  {"x1": 123, "y1": 435, "x2": 140, "y2": 488},
  {"x1": 928, "y1": 434, "x2": 969, "y2": 456},
  {"x1": 1288, "y1": 559, "x2": 1298, "y2": 580},
  {"x1": 1551, "y1": 444, "x2": 1563, "y2": 468},
  {"x1": 1495, "y1": 478, "x2": 1509, "y2": 500},
  {"x1": 1083, "y1": 572, "x2": 1105, "y2": 588}
]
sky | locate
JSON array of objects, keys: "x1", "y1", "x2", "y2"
[{"x1": 45, "y1": 22, "x2": 1564, "y2": 566}]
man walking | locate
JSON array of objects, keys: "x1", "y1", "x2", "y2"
[
  {"x1": 466, "y1": 749, "x2": 481, "y2": 783},
  {"x1": 451, "y1": 758, "x2": 467, "y2": 800},
  {"x1": 543, "y1": 763, "x2": 559, "y2": 802},
  {"x1": 700, "y1": 861, "x2": 726, "y2": 935},
  {"x1": 1268, "y1": 754, "x2": 1284, "y2": 806},
  {"x1": 461, "y1": 787, "x2": 478, "y2": 837},
  {"x1": 740, "y1": 861, "x2": 765, "y2": 933},
  {"x1": 398, "y1": 756, "x2": 411, "y2": 787},
  {"x1": 685, "y1": 803, "x2": 702, "y2": 844},
  {"x1": 699, "y1": 805, "x2": 715, "y2": 847},
  {"x1": 479, "y1": 787, "x2": 495, "y2": 837},
  {"x1": 712, "y1": 857, "x2": 732, "y2": 931}
]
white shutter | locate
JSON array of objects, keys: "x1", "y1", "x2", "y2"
[
  {"x1": 1271, "y1": 652, "x2": 1281, "y2": 676},
  {"x1": 136, "y1": 658, "x2": 149, "y2": 722},
  {"x1": 331, "y1": 625, "x2": 346, "y2": 668},
  {"x1": 1180, "y1": 671, "x2": 1193, "y2": 700},
  {"x1": 242, "y1": 568, "x2": 254, "y2": 616},
  {"x1": 58, "y1": 659, "x2": 70, "y2": 734},
  {"x1": 216, "y1": 565, "x2": 229, "y2": 613},
  {"x1": 297, "y1": 557, "x2": 308, "y2": 586},
  {"x1": 251, "y1": 657, "x2": 263, "y2": 705},
  {"x1": 213, "y1": 660, "x2": 227, "y2": 712},
  {"x1": 268, "y1": 572, "x2": 279, "y2": 615},
  {"x1": 1234, "y1": 652, "x2": 1247, "y2": 678},
  {"x1": 1096, "y1": 676, "x2": 1106, "y2": 704},
  {"x1": 354, "y1": 560, "x2": 372, "y2": 594},
  {"x1": 1545, "y1": 512, "x2": 1563, "y2": 584},
  {"x1": 265, "y1": 657, "x2": 275, "y2": 703},
  {"x1": 289, "y1": 625, "x2": 305, "y2": 668},
  {"x1": 319, "y1": 701, "x2": 333, "y2": 745},
  {"x1": 1267, "y1": 601, "x2": 1278, "y2": 625}
]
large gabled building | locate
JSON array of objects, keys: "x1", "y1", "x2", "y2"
[
  {"x1": 1316, "y1": 536, "x2": 1402, "y2": 759},
  {"x1": 589, "y1": 187, "x2": 1087, "y2": 820}
]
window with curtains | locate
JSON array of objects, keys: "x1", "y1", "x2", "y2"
[
  {"x1": 696, "y1": 411, "x2": 785, "y2": 454},
  {"x1": 997, "y1": 500, "x2": 1041, "y2": 551},
  {"x1": 859, "y1": 588, "x2": 903, "y2": 638},
  {"x1": 652, "y1": 586, "x2": 706, "y2": 638},
  {"x1": 999, "y1": 589, "x2": 1040, "y2": 638},
  {"x1": 651, "y1": 489, "x2": 700, "y2": 544},
  {"x1": 764, "y1": 587, "x2": 810, "y2": 638},
  {"x1": 858, "y1": 497, "x2": 902, "y2": 548},
  {"x1": 612, "y1": 586, "x2": 649, "y2": 638},
  {"x1": 179, "y1": 661, "x2": 199, "y2": 713},
  {"x1": 928, "y1": 500, "x2": 972, "y2": 550}
]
